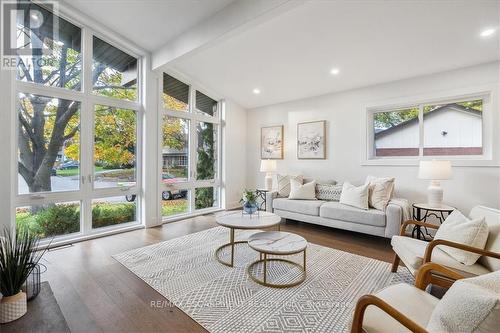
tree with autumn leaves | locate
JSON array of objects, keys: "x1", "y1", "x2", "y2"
[{"x1": 17, "y1": 14, "x2": 137, "y2": 193}]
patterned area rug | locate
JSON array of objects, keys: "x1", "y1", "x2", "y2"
[{"x1": 113, "y1": 227, "x2": 413, "y2": 333}]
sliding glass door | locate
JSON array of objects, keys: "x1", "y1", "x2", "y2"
[
  {"x1": 160, "y1": 74, "x2": 221, "y2": 220},
  {"x1": 14, "y1": 4, "x2": 142, "y2": 243}
]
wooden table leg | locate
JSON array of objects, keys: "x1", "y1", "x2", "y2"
[
  {"x1": 230, "y1": 228, "x2": 235, "y2": 267},
  {"x1": 303, "y1": 249, "x2": 306, "y2": 271},
  {"x1": 263, "y1": 253, "x2": 267, "y2": 284}
]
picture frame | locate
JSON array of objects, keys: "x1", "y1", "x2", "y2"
[
  {"x1": 261, "y1": 125, "x2": 284, "y2": 159},
  {"x1": 297, "y1": 120, "x2": 326, "y2": 159}
]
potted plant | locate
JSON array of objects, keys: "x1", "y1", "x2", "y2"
[
  {"x1": 240, "y1": 190, "x2": 258, "y2": 215},
  {"x1": 0, "y1": 227, "x2": 48, "y2": 323}
]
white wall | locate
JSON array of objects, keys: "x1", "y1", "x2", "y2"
[
  {"x1": 223, "y1": 99, "x2": 248, "y2": 209},
  {"x1": 246, "y1": 62, "x2": 500, "y2": 213}
]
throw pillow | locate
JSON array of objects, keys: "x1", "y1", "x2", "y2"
[
  {"x1": 316, "y1": 183, "x2": 343, "y2": 201},
  {"x1": 427, "y1": 270, "x2": 500, "y2": 333},
  {"x1": 365, "y1": 175, "x2": 395, "y2": 211},
  {"x1": 339, "y1": 182, "x2": 369, "y2": 210},
  {"x1": 434, "y1": 210, "x2": 489, "y2": 265},
  {"x1": 276, "y1": 174, "x2": 303, "y2": 197},
  {"x1": 289, "y1": 179, "x2": 317, "y2": 200}
]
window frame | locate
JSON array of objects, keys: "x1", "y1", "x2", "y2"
[
  {"x1": 363, "y1": 89, "x2": 495, "y2": 166},
  {"x1": 12, "y1": 4, "x2": 144, "y2": 245},
  {"x1": 158, "y1": 71, "x2": 223, "y2": 222}
]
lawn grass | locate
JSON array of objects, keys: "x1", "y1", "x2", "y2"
[
  {"x1": 162, "y1": 199, "x2": 188, "y2": 217},
  {"x1": 56, "y1": 166, "x2": 105, "y2": 177}
]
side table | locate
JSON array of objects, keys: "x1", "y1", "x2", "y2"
[
  {"x1": 412, "y1": 203, "x2": 455, "y2": 240},
  {"x1": 255, "y1": 189, "x2": 269, "y2": 211}
]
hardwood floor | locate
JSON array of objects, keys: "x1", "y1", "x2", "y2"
[{"x1": 31, "y1": 215, "x2": 393, "y2": 333}]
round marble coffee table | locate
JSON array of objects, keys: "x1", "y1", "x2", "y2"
[
  {"x1": 247, "y1": 231, "x2": 307, "y2": 288},
  {"x1": 215, "y1": 211, "x2": 281, "y2": 267}
]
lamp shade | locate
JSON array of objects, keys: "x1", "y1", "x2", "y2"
[
  {"x1": 260, "y1": 160, "x2": 277, "y2": 172},
  {"x1": 418, "y1": 160, "x2": 452, "y2": 180}
]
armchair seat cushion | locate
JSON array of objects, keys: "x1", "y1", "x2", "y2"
[
  {"x1": 273, "y1": 198, "x2": 325, "y2": 216},
  {"x1": 362, "y1": 283, "x2": 438, "y2": 333},
  {"x1": 320, "y1": 202, "x2": 386, "y2": 227},
  {"x1": 391, "y1": 236, "x2": 491, "y2": 277}
]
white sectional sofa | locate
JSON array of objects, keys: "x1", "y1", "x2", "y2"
[{"x1": 266, "y1": 192, "x2": 405, "y2": 239}]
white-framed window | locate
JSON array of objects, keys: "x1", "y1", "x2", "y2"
[
  {"x1": 366, "y1": 94, "x2": 489, "y2": 161},
  {"x1": 13, "y1": 2, "x2": 143, "y2": 244},
  {"x1": 159, "y1": 72, "x2": 222, "y2": 221}
]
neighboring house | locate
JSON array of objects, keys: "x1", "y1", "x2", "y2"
[
  {"x1": 162, "y1": 147, "x2": 188, "y2": 169},
  {"x1": 375, "y1": 103, "x2": 482, "y2": 156}
]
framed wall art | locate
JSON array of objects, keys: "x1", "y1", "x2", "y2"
[
  {"x1": 297, "y1": 120, "x2": 326, "y2": 159},
  {"x1": 261, "y1": 125, "x2": 284, "y2": 159}
]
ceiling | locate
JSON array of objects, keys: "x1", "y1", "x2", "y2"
[
  {"x1": 63, "y1": 0, "x2": 236, "y2": 51},
  {"x1": 170, "y1": 0, "x2": 500, "y2": 109}
]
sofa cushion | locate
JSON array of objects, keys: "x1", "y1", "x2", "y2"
[
  {"x1": 391, "y1": 236, "x2": 491, "y2": 276},
  {"x1": 361, "y1": 283, "x2": 438, "y2": 333},
  {"x1": 316, "y1": 183, "x2": 343, "y2": 201},
  {"x1": 469, "y1": 206, "x2": 500, "y2": 272},
  {"x1": 339, "y1": 182, "x2": 369, "y2": 210},
  {"x1": 427, "y1": 271, "x2": 500, "y2": 333},
  {"x1": 319, "y1": 201, "x2": 386, "y2": 227},
  {"x1": 273, "y1": 198, "x2": 325, "y2": 216},
  {"x1": 289, "y1": 178, "x2": 316, "y2": 200},
  {"x1": 276, "y1": 174, "x2": 303, "y2": 197},
  {"x1": 434, "y1": 210, "x2": 488, "y2": 265}
]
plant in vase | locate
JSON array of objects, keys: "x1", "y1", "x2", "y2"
[
  {"x1": 240, "y1": 190, "x2": 258, "y2": 215},
  {"x1": 0, "y1": 227, "x2": 49, "y2": 323}
]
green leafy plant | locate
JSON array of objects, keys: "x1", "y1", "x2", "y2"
[
  {"x1": 240, "y1": 190, "x2": 257, "y2": 205},
  {"x1": 0, "y1": 227, "x2": 49, "y2": 297}
]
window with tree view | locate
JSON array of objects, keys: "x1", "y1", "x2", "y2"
[
  {"x1": 163, "y1": 74, "x2": 189, "y2": 112},
  {"x1": 371, "y1": 98, "x2": 484, "y2": 158},
  {"x1": 93, "y1": 37, "x2": 138, "y2": 101},
  {"x1": 14, "y1": 4, "x2": 142, "y2": 241},
  {"x1": 373, "y1": 108, "x2": 419, "y2": 157},
  {"x1": 18, "y1": 93, "x2": 81, "y2": 194},
  {"x1": 160, "y1": 74, "x2": 220, "y2": 218},
  {"x1": 94, "y1": 105, "x2": 137, "y2": 188},
  {"x1": 16, "y1": 3, "x2": 82, "y2": 90}
]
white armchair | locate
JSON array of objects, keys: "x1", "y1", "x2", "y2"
[
  {"x1": 351, "y1": 263, "x2": 500, "y2": 333},
  {"x1": 391, "y1": 206, "x2": 500, "y2": 280}
]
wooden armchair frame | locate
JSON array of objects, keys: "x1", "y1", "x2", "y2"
[
  {"x1": 351, "y1": 263, "x2": 463, "y2": 333},
  {"x1": 391, "y1": 220, "x2": 500, "y2": 287},
  {"x1": 391, "y1": 220, "x2": 439, "y2": 272}
]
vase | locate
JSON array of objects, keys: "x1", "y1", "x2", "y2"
[
  {"x1": 243, "y1": 202, "x2": 258, "y2": 215},
  {"x1": 0, "y1": 291, "x2": 27, "y2": 323}
]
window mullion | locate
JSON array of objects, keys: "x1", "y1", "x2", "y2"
[
  {"x1": 418, "y1": 104, "x2": 424, "y2": 157},
  {"x1": 81, "y1": 26, "x2": 94, "y2": 235}
]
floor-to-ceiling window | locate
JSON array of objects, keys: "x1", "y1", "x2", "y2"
[
  {"x1": 161, "y1": 74, "x2": 221, "y2": 219},
  {"x1": 14, "y1": 2, "x2": 142, "y2": 243}
]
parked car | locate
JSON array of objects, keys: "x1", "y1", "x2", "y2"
[
  {"x1": 58, "y1": 160, "x2": 79, "y2": 170},
  {"x1": 162, "y1": 173, "x2": 188, "y2": 200},
  {"x1": 124, "y1": 174, "x2": 187, "y2": 202}
]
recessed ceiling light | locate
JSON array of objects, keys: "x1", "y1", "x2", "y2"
[
  {"x1": 480, "y1": 28, "x2": 496, "y2": 38},
  {"x1": 253, "y1": 88, "x2": 261, "y2": 94},
  {"x1": 330, "y1": 68, "x2": 340, "y2": 75}
]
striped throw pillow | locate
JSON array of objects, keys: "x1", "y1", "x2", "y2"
[{"x1": 277, "y1": 174, "x2": 303, "y2": 197}]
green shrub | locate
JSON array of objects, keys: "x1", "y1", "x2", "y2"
[
  {"x1": 92, "y1": 203, "x2": 135, "y2": 229},
  {"x1": 35, "y1": 204, "x2": 80, "y2": 237},
  {"x1": 195, "y1": 188, "x2": 214, "y2": 209}
]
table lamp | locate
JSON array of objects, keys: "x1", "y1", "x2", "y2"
[
  {"x1": 260, "y1": 160, "x2": 276, "y2": 190},
  {"x1": 418, "y1": 160, "x2": 452, "y2": 207}
]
